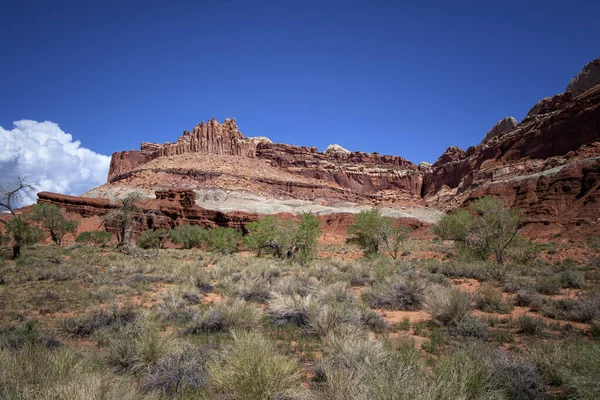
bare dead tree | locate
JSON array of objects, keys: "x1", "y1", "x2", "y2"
[{"x1": 0, "y1": 176, "x2": 43, "y2": 258}]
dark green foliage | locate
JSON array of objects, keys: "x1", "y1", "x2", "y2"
[
  {"x1": 0, "y1": 231, "x2": 9, "y2": 245},
  {"x1": 346, "y1": 208, "x2": 411, "y2": 258},
  {"x1": 208, "y1": 227, "x2": 242, "y2": 254},
  {"x1": 515, "y1": 290, "x2": 545, "y2": 311},
  {"x1": 136, "y1": 228, "x2": 168, "y2": 249},
  {"x1": 542, "y1": 294, "x2": 599, "y2": 323},
  {"x1": 168, "y1": 224, "x2": 207, "y2": 249},
  {"x1": 517, "y1": 315, "x2": 546, "y2": 336},
  {"x1": 30, "y1": 203, "x2": 78, "y2": 245},
  {"x1": 75, "y1": 230, "x2": 112, "y2": 246},
  {"x1": 557, "y1": 269, "x2": 584, "y2": 289},
  {"x1": 535, "y1": 276, "x2": 561, "y2": 295},
  {"x1": 4, "y1": 217, "x2": 44, "y2": 258},
  {"x1": 432, "y1": 197, "x2": 524, "y2": 264},
  {"x1": 245, "y1": 213, "x2": 321, "y2": 259}
]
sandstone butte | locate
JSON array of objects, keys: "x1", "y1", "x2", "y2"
[{"x1": 36, "y1": 57, "x2": 600, "y2": 241}]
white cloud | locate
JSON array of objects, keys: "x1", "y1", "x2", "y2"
[{"x1": 0, "y1": 120, "x2": 110, "y2": 207}]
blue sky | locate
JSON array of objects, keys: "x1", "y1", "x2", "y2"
[{"x1": 1, "y1": 0, "x2": 598, "y2": 179}]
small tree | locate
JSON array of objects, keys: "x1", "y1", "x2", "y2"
[
  {"x1": 169, "y1": 224, "x2": 207, "y2": 249},
  {"x1": 346, "y1": 209, "x2": 383, "y2": 256},
  {"x1": 244, "y1": 213, "x2": 321, "y2": 259},
  {"x1": 380, "y1": 222, "x2": 411, "y2": 260},
  {"x1": 103, "y1": 193, "x2": 144, "y2": 248},
  {"x1": 432, "y1": 197, "x2": 523, "y2": 264},
  {"x1": 4, "y1": 218, "x2": 44, "y2": 257},
  {"x1": 30, "y1": 203, "x2": 78, "y2": 245},
  {"x1": 0, "y1": 176, "x2": 43, "y2": 258},
  {"x1": 347, "y1": 208, "x2": 411, "y2": 258}
]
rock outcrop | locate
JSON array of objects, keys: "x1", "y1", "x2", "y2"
[
  {"x1": 482, "y1": 117, "x2": 518, "y2": 142},
  {"x1": 422, "y1": 80, "x2": 600, "y2": 227},
  {"x1": 41, "y1": 57, "x2": 600, "y2": 237},
  {"x1": 567, "y1": 57, "x2": 600, "y2": 96},
  {"x1": 108, "y1": 118, "x2": 258, "y2": 182}
]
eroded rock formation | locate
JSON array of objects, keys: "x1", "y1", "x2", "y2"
[
  {"x1": 567, "y1": 57, "x2": 600, "y2": 96},
  {"x1": 483, "y1": 117, "x2": 518, "y2": 142},
  {"x1": 40, "y1": 57, "x2": 600, "y2": 236}
]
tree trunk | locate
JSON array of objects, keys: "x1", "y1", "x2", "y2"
[{"x1": 13, "y1": 245, "x2": 20, "y2": 259}]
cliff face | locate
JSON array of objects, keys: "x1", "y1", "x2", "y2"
[
  {"x1": 422, "y1": 82, "x2": 600, "y2": 224},
  {"x1": 48, "y1": 57, "x2": 600, "y2": 235},
  {"x1": 256, "y1": 142, "x2": 424, "y2": 200}
]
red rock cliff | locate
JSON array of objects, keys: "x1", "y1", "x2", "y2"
[{"x1": 107, "y1": 118, "x2": 257, "y2": 182}]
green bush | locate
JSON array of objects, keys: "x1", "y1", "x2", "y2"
[
  {"x1": 245, "y1": 213, "x2": 321, "y2": 259},
  {"x1": 517, "y1": 315, "x2": 546, "y2": 336},
  {"x1": 526, "y1": 341, "x2": 600, "y2": 397},
  {"x1": 75, "y1": 230, "x2": 112, "y2": 247},
  {"x1": 475, "y1": 284, "x2": 513, "y2": 314},
  {"x1": 207, "y1": 227, "x2": 242, "y2": 254},
  {"x1": 136, "y1": 229, "x2": 167, "y2": 249},
  {"x1": 346, "y1": 208, "x2": 411, "y2": 258},
  {"x1": 168, "y1": 224, "x2": 207, "y2": 249},
  {"x1": 432, "y1": 197, "x2": 524, "y2": 264}
]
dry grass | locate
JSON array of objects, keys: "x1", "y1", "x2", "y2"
[{"x1": 0, "y1": 239, "x2": 599, "y2": 399}]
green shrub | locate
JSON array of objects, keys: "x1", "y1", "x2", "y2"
[
  {"x1": 535, "y1": 276, "x2": 561, "y2": 295},
  {"x1": 558, "y1": 269, "x2": 584, "y2": 289},
  {"x1": 136, "y1": 229, "x2": 167, "y2": 249},
  {"x1": 107, "y1": 318, "x2": 174, "y2": 373},
  {"x1": 432, "y1": 197, "x2": 523, "y2": 264},
  {"x1": 0, "y1": 343, "x2": 156, "y2": 399},
  {"x1": 207, "y1": 227, "x2": 241, "y2": 254},
  {"x1": 517, "y1": 315, "x2": 546, "y2": 335},
  {"x1": 245, "y1": 213, "x2": 321, "y2": 259},
  {"x1": 526, "y1": 341, "x2": 600, "y2": 398},
  {"x1": 207, "y1": 330, "x2": 302, "y2": 400},
  {"x1": 168, "y1": 224, "x2": 207, "y2": 249},
  {"x1": 515, "y1": 290, "x2": 545, "y2": 311},
  {"x1": 346, "y1": 208, "x2": 411, "y2": 258},
  {"x1": 475, "y1": 284, "x2": 513, "y2": 313},
  {"x1": 75, "y1": 230, "x2": 112, "y2": 246},
  {"x1": 448, "y1": 315, "x2": 489, "y2": 339},
  {"x1": 542, "y1": 296, "x2": 598, "y2": 323}
]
